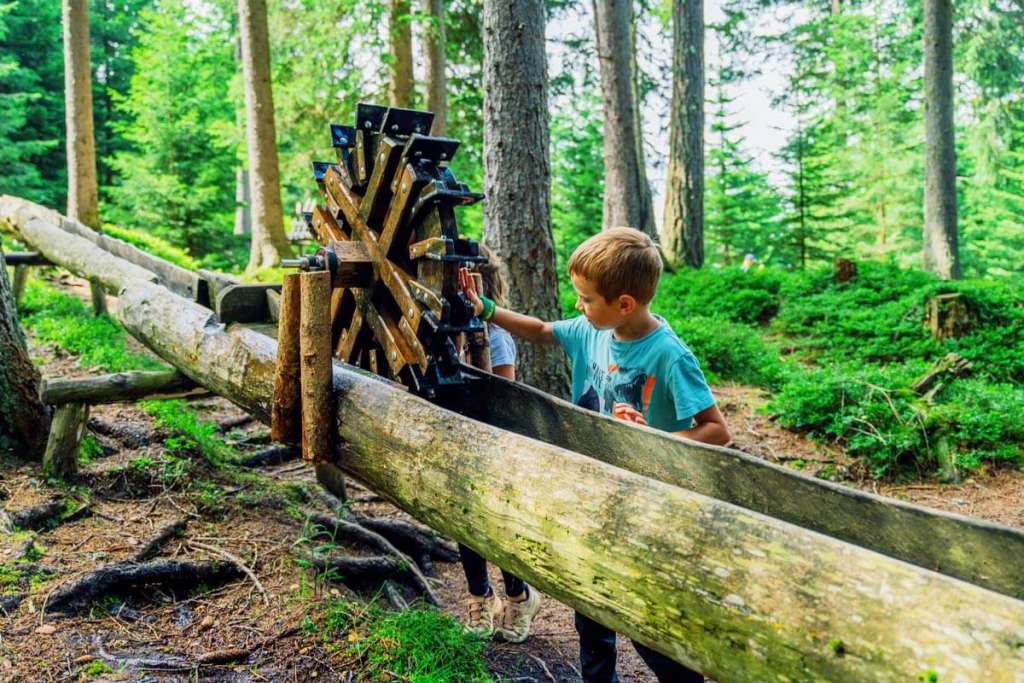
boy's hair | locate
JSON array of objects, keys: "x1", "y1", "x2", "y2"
[
  {"x1": 568, "y1": 227, "x2": 662, "y2": 304},
  {"x1": 476, "y1": 243, "x2": 508, "y2": 307}
]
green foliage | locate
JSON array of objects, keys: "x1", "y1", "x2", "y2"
[
  {"x1": 141, "y1": 399, "x2": 237, "y2": 466},
  {"x1": 80, "y1": 659, "x2": 113, "y2": 679},
  {"x1": 101, "y1": 223, "x2": 199, "y2": 270},
  {"x1": 79, "y1": 434, "x2": 104, "y2": 465},
  {"x1": 670, "y1": 315, "x2": 784, "y2": 389},
  {"x1": 312, "y1": 598, "x2": 494, "y2": 682},
  {"x1": 105, "y1": 0, "x2": 241, "y2": 263},
  {"x1": 18, "y1": 279, "x2": 163, "y2": 372}
]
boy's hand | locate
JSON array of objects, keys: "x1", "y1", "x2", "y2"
[
  {"x1": 613, "y1": 403, "x2": 647, "y2": 425},
  {"x1": 458, "y1": 267, "x2": 484, "y2": 317}
]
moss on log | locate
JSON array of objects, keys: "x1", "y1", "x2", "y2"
[{"x1": 6, "y1": 195, "x2": 1024, "y2": 681}]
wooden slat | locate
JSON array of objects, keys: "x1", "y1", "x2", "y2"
[
  {"x1": 379, "y1": 162, "x2": 433, "y2": 257},
  {"x1": 358, "y1": 137, "x2": 405, "y2": 229}
]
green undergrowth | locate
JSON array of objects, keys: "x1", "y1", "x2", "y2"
[
  {"x1": 100, "y1": 223, "x2": 199, "y2": 270},
  {"x1": 306, "y1": 598, "x2": 494, "y2": 682},
  {"x1": 564, "y1": 262, "x2": 1024, "y2": 477}
]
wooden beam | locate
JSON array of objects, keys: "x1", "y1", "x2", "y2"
[
  {"x1": 40, "y1": 369, "x2": 198, "y2": 405},
  {"x1": 7, "y1": 194, "x2": 1024, "y2": 681},
  {"x1": 3, "y1": 252, "x2": 51, "y2": 266},
  {"x1": 42, "y1": 402, "x2": 88, "y2": 479}
]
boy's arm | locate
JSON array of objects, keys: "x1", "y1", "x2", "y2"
[
  {"x1": 459, "y1": 268, "x2": 557, "y2": 346},
  {"x1": 676, "y1": 404, "x2": 731, "y2": 446}
]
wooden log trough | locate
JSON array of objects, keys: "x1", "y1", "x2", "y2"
[{"x1": 3, "y1": 195, "x2": 1024, "y2": 682}]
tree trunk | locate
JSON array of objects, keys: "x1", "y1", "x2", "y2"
[
  {"x1": 662, "y1": 0, "x2": 705, "y2": 268},
  {"x1": 482, "y1": 0, "x2": 569, "y2": 398},
  {"x1": 593, "y1": 0, "x2": 657, "y2": 238},
  {"x1": 6, "y1": 200, "x2": 1024, "y2": 681},
  {"x1": 234, "y1": 167, "x2": 251, "y2": 236},
  {"x1": 922, "y1": 0, "x2": 960, "y2": 279},
  {"x1": 239, "y1": 0, "x2": 292, "y2": 271},
  {"x1": 423, "y1": 0, "x2": 447, "y2": 135},
  {"x1": 62, "y1": 0, "x2": 107, "y2": 315},
  {"x1": 0, "y1": 248, "x2": 50, "y2": 459},
  {"x1": 388, "y1": 0, "x2": 414, "y2": 108}
]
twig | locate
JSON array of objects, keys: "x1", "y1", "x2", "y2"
[
  {"x1": 187, "y1": 541, "x2": 268, "y2": 606},
  {"x1": 527, "y1": 654, "x2": 557, "y2": 683}
]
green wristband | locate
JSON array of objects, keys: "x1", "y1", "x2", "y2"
[{"x1": 480, "y1": 296, "x2": 496, "y2": 321}]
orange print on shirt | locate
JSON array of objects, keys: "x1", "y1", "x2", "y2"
[
  {"x1": 608, "y1": 364, "x2": 619, "y2": 373},
  {"x1": 642, "y1": 376, "x2": 656, "y2": 412}
]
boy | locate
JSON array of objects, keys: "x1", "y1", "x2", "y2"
[{"x1": 459, "y1": 226, "x2": 730, "y2": 682}]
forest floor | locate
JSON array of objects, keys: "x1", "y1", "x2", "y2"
[{"x1": 1, "y1": 277, "x2": 1022, "y2": 683}]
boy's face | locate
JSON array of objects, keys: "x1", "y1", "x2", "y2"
[{"x1": 570, "y1": 273, "x2": 635, "y2": 330}]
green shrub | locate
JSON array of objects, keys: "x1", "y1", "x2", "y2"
[
  {"x1": 101, "y1": 223, "x2": 199, "y2": 270},
  {"x1": 141, "y1": 399, "x2": 237, "y2": 466},
  {"x1": 656, "y1": 266, "x2": 785, "y2": 325},
  {"x1": 672, "y1": 315, "x2": 785, "y2": 388},
  {"x1": 18, "y1": 280, "x2": 163, "y2": 372}
]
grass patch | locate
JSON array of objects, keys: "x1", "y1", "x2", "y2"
[
  {"x1": 308, "y1": 598, "x2": 494, "y2": 682},
  {"x1": 101, "y1": 223, "x2": 199, "y2": 270}
]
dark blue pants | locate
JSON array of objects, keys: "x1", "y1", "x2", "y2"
[
  {"x1": 575, "y1": 611, "x2": 703, "y2": 683},
  {"x1": 459, "y1": 544, "x2": 526, "y2": 597}
]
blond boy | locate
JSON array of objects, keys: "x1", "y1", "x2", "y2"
[{"x1": 460, "y1": 227, "x2": 729, "y2": 681}]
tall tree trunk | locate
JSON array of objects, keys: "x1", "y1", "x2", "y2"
[
  {"x1": 662, "y1": 0, "x2": 704, "y2": 268},
  {"x1": 593, "y1": 0, "x2": 657, "y2": 238},
  {"x1": 239, "y1": 0, "x2": 292, "y2": 271},
  {"x1": 423, "y1": 0, "x2": 447, "y2": 135},
  {"x1": 234, "y1": 167, "x2": 251, "y2": 236},
  {"x1": 922, "y1": 0, "x2": 960, "y2": 279},
  {"x1": 388, "y1": 0, "x2": 414, "y2": 108},
  {"x1": 0, "y1": 246, "x2": 50, "y2": 459},
  {"x1": 63, "y1": 0, "x2": 107, "y2": 315},
  {"x1": 482, "y1": 0, "x2": 569, "y2": 399}
]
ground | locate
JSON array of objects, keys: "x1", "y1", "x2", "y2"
[{"x1": 1, "y1": 278, "x2": 1021, "y2": 682}]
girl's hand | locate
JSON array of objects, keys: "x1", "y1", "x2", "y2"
[
  {"x1": 458, "y1": 267, "x2": 484, "y2": 316},
  {"x1": 613, "y1": 403, "x2": 647, "y2": 425}
]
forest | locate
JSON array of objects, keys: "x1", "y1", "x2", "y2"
[{"x1": 1, "y1": 0, "x2": 1023, "y2": 680}]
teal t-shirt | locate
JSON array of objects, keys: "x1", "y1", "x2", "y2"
[{"x1": 551, "y1": 315, "x2": 715, "y2": 432}]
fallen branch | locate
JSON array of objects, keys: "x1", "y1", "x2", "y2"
[
  {"x1": 4, "y1": 499, "x2": 66, "y2": 531},
  {"x1": 131, "y1": 518, "x2": 188, "y2": 562},
  {"x1": 45, "y1": 559, "x2": 243, "y2": 614},
  {"x1": 186, "y1": 540, "x2": 268, "y2": 606},
  {"x1": 194, "y1": 625, "x2": 300, "y2": 665}
]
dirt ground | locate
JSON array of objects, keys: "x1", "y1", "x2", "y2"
[{"x1": 2, "y1": 281, "x2": 1021, "y2": 683}]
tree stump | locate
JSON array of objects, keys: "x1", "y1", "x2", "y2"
[
  {"x1": 833, "y1": 258, "x2": 857, "y2": 283},
  {"x1": 924, "y1": 292, "x2": 974, "y2": 339},
  {"x1": 42, "y1": 402, "x2": 89, "y2": 479}
]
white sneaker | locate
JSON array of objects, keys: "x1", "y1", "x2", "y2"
[
  {"x1": 495, "y1": 587, "x2": 542, "y2": 643},
  {"x1": 465, "y1": 592, "x2": 503, "y2": 638}
]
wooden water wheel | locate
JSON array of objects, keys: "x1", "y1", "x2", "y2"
[{"x1": 290, "y1": 103, "x2": 486, "y2": 399}]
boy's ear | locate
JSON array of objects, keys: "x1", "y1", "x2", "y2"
[{"x1": 617, "y1": 294, "x2": 638, "y2": 315}]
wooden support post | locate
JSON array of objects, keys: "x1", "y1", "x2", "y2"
[
  {"x1": 12, "y1": 265, "x2": 29, "y2": 306},
  {"x1": 42, "y1": 402, "x2": 88, "y2": 479},
  {"x1": 271, "y1": 273, "x2": 301, "y2": 446},
  {"x1": 89, "y1": 279, "x2": 107, "y2": 316},
  {"x1": 299, "y1": 271, "x2": 334, "y2": 464}
]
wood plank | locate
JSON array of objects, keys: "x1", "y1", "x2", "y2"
[
  {"x1": 461, "y1": 365, "x2": 1024, "y2": 599},
  {"x1": 358, "y1": 136, "x2": 404, "y2": 229},
  {"x1": 215, "y1": 283, "x2": 281, "y2": 324}
]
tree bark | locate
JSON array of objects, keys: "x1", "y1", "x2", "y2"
[
  {"x1": 62, "y1": 0, "x2": 107, "y2": 315},
  {"x1": 238, "y1": 0, "x2": 292, "y2": 271},
  {"x1": 40, "y1": 370, "x2": 197, "y2": 405},
  {"x1": 593, "y1": 0, "x2": 657, "y2": 238},
  {"x1": 482, "y1": 0, "x2": 569, "y2": 398},
  {"x1": 922, "y1": 0, "x2": 960, "y2": 279},
  {"x1": 6, "y1": 202, "x2": 1024, "y2": 680},
  {"x1": 0, "y1": 248, "x2": 50, "y2": 459},
  {"x1": 423, "y1": 0, "x2": 447, "y2": 135},
  {"x1": 388, "y1": 0, "x2": 414, "y2": 108},
  {"x1": 662, "y1": 0, "x2": 704, "y2": 268},
  {"x1": 234, "y1": 167, "x2": 251, "y2": 236}
]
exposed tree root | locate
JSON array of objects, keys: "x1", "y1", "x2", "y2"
[
  {"x1": 87, "y1": 417, "x2": 156, "y2": 449},
  {"x1": 45, "y1": 559, "x2": 243, "y2": 614},
  {"x1": 131, "y1": 518, "x2": 188, "y2": 562},
  {"x1": 227, "y1": 430, "x2": 272, "y2": 447},
  {"x1": 234, "y1": 445, "x2": 299, "y2": 468},
  {"x1": 216, "y1": 414, "x2": 255, "y2": 432},
  {"x1": 194, "y1": 625, "x2": 300, "y2": 664},
  {"x1": 2, "y1": 498, "x2": 66, "y2": 531},
  {"x1": 0, "y1": 593, "x2": 26, "y2": 614},
  {"x1": 305, "y1": 511, "x2": 440, "y2": 606}
]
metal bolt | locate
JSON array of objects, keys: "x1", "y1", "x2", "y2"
[
  {"x1": 390, "y1": 351, "x2": 397, "y2": 361},
  {"x1": 440, "y1": 152, "x2": 447, "y2": 159},
  {"x1": 378, "y1": 152, "x2": 385, "y2": 162},
  {"x1": 391, "y1": 124, "x2": 398, "y2": 132},
  {"x1": 402, "y1": 183, "x2": 409, "y2": 193},
  {"x1": 408, "y1": 307, "x2": 415, "y2": 317}
]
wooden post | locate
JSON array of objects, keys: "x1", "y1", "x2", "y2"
[
  {"x1": 42, "y1": 402, "x2": 88, "y2": 479},
  {"x1": 12, "y1": 265, "x2": 29, "y2": 306},
  {"x1": 271, "y1": 273, "x2": 301, "y2": 445},
  {"x1": 298, "y1": 271, "x2": 334, "y2": 464}
]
